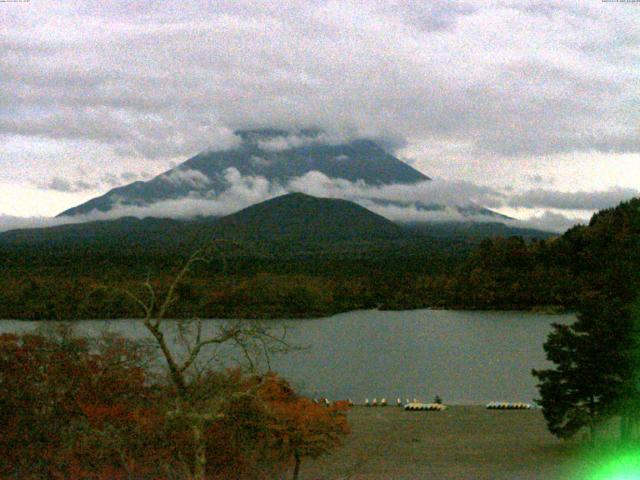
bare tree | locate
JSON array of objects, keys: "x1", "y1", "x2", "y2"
[{"x1": 120, "y1": 245, "x2": 293, "y2": 480}]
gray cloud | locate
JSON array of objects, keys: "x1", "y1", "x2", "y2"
[
  {"x1": 120, "y1": 171, "x2": 144, "y2": 182},
  {"x1": 249, "y1": 155, "x2": 271, "y2": 168},
  {"x1": 525, "y1": 174, "x2": 549, "y2": 185},
  {"x1": 2, "y1": 0, "x2": 638, "y2": 224},
  {"x1": 43, "y1": 177, "x2": 97, "y2": 193},
  {"x1": 509, "y1": 187, "x2": 639, "y2": 211},
  {"x1": 37, "y1": 171, "x2": 150, "y2": 193},
  {"x1": 0, "y1": 214, "x2": 84, "y2": 232},
  {"x1": 520, "y1": 211, "x2": 586, "y2": 233},
  {"x1": 160, "y1": 168, "x2": 211, "y2": 189},
  {"x1": 1, "y1": 0, "x2": 637, "y2": 169}
]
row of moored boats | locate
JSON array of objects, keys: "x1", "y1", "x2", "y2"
[{"x1": 313, "y1": 398, "x2": 533, "y2": 411}]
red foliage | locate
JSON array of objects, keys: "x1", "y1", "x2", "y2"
[
  {"x1": 258, "y1": 373, "x2": 351, "y2": 461},
  {"x1": 0, "y1": 330, "x2": 162, "y2": 479},
  {"x1": 0, "y1": 334, "x2": 350, "y2": 479}
]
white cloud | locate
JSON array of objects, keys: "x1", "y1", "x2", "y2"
[
  {"x1": 160, "y1": 168, "x2": 211, "y2": 189},
  {"x1": 356, "y1": 201, "x2": 494, "y2": 224},
  {"x1": 4, "y1": 164, "x2": 637, "y2": 234},
  {"x1": 0, "y1": 169, "x2": 283, "y2": 232},
  {"x1": 47, "y1": 170, "x2": 503, "y2": 226},
  {"x1": 255, "y1": 131, "x2": 349, "y2": 152},
  {"x1": 287, "y1": 171, "x2": 503, "y2": 208},
  {"x1": 1, "y1": 169, "x2": 490, "y2": 228}
]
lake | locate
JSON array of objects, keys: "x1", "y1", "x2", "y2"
[{"x1": 0, "y1": 309, "x2": 573, "y2": 405}]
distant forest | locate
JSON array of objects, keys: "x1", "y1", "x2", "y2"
[{"x1": 0, "y1": 198, "x2": 638, "y2": 320}]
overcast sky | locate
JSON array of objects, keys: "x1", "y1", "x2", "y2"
[{"x1": 1, "y1": 0, "x2": 639, "y2": 231}]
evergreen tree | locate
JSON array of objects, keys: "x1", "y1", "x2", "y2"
[
  {"x1": 616, "y1": 298, "x2": 640, "y2": 443},
  {"x1": 532, "y1": 296, "x2": 631, "y2": 441}
]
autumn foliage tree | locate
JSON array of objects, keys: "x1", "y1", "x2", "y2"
[
  {"x1": 0, "y1": 327, "x2": 164, "y2": 479},
  {"x1": 0, "y1": 329, "x2": 351, "y2": 479},
  {"x1": 257, "y1": 373, "x2": 351, "y2": 480}
]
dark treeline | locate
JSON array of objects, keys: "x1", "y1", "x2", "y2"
[
  {"x1": 1, "y1": 198, "x2": 639, "y2": 320},
  {"x1": 531, "y1": 199, "x2": 640, "y2": 444},
  {"x1": 0, "y1": 235, "x2": 471, "y2": 319},
  {"x1": 451, "y1": 197, "x2": 640, "y2": 310}
]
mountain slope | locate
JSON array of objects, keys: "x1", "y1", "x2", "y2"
[
  {"x1": 58, "y1": 129, "x2": 429, "y2": 217},
  {"x1": 2, "y1": 193, "x2": 404, "y2": 249},
  {"x1": 210, "y1": 192, "x2": 404, "y2": 242}
]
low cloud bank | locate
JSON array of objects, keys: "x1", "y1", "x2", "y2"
[
  {"x1": 509, "y1": 187, "x2": 640, "y2": 211},
  {"x1": 519, "y1": 211, "x2": 588, "y2": 233},
  {"x1": 287, "y1": 172, "x2": 502, "y2": 209},
  {"x1": 2, "y1": 170, "x2": 501, "y2": 232},
  {"x1": 0, "y1": 215, "x2": 76, "y2": 232},
  {"x1": 37, "y1": 171, "x2": 152, "y2": 194},
  {"x1": 81, "y1": 170, "x2": 495, "y2": 224},
  {"x1": 2, "y1": 169, "x2": 638, "y2": 234}
]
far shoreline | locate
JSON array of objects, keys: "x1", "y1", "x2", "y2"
[{"x1": 0, "y1": 305, "x2": 573, "y2": 322}]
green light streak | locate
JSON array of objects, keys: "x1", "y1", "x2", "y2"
[{"x1": 582, "y1": 449, "x2": 640, "y2": 480}]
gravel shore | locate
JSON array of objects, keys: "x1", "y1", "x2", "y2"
[{"x1": 299, "y1": 405, "x2": 584, "y2": 480}]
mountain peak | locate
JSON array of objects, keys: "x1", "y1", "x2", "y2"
[
  {"x1": 214, "y1": 192, "x2": 404, "y2": 242},
  {"x1": 57, "y1": 132, "x2": 430, "y2": 217}
]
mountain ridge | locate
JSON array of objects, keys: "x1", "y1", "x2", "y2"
[{"x1": 2, "y1": 192, "x2": 551, "y2": 250}]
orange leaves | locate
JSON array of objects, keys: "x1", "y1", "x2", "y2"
[
  {"x1": 255, "y1": 373, "x2": 351, "y2": 461},
  {"x1": 194, "y1": 371, "x2": 351, "y2": 478},
  {"x1": 0, "y1": 334, "x2": 351, "y2": 479},
  {"x1": 0, "y1": 330, "x2": 159, "y2": 478},
  {"x1": 79, "y1": 403, "x2": 131, "y2": 428}
]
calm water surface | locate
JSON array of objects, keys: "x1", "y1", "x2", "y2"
[{"x1": 0, "y1": 309, "x2": 573, "y2": 405}]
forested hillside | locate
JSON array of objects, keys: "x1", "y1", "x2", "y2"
[
  {"x1": 438, "y1": 198, "x2": 640, "y2": 310},
  {"x1": 1, "y1": 196, "x2": 637, "y2": 320}
]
